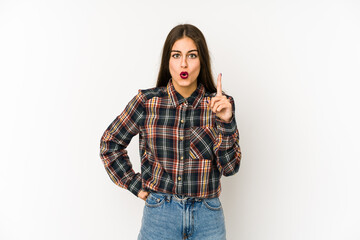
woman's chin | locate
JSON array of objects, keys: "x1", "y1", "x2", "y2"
[{"x1": 173, "y1": 78, "x2": 196, "y2": 88}]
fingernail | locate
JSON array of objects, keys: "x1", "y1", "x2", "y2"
[{"x1": 220, "y1": 73, "x2": 222, "y2": 77}]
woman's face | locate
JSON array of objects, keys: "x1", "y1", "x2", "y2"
[{"x1": 169, "y1": 37, "x2": 200, "y2": 94}]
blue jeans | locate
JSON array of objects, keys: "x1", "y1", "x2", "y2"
[{"x1": 137, "y1": 191, "x2": 226, "y2": 240}]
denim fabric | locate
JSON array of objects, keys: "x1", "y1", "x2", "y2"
[{"x1": 137, "y1": 191, "x2": 226, "y2": 240}]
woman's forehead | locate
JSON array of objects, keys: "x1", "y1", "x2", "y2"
[{"x1": 171, "y1": 37, "x2": 197, "y2": 51}]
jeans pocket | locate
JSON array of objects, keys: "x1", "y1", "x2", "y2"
[
  {"x1": 145, "y1": 192, "x2": 166, "y2": 208},
  {"x1": 203, "y1": 197, "x2": 222, "y2": 211}
]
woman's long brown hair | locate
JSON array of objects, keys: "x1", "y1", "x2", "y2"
[{"x1": 156, "y1": 24, "x2": 217, "y2": 93}]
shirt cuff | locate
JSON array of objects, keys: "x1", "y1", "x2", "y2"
[
  {"x1": 127, "y1": 173, "x2": 142, "y2": 197},
  {"x1": 215, "y1": 115, "x2": 237, "y2": 136}
]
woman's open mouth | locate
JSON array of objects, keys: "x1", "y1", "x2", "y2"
[{"x1": 180, "y1": 71, "x2": 188, "y2": 79}]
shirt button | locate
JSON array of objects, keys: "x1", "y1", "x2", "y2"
[
  {"x1": 180, "y1": 136, "x2": 184, "y2": 141},
  {"x1": 181, "y1": 119, "x2": 184, "y2": 124},
  {"x1": 178, "y1": 176, "x2": 182, "y2": 181},
  {"x1": 180, "y1": 156, "x2": 184, "y2": 160}
]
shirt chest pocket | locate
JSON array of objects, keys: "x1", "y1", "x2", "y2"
[{"x1": 189, "y1": 125, "x2": 217, "y2": 160}]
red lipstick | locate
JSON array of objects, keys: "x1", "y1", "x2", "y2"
[{"x1": 180, "y1": 71, "x2": 188, "y2": 79}]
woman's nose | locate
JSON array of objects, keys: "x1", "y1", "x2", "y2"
[{"x1": 180, "y1": 57, "x2": 187, "y2": 68}]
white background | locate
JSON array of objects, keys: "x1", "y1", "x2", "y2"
[{"x1": 1, "y1": 0, "x2": 359, "y2": 239}]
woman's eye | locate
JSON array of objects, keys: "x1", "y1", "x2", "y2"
[
  {"x1": 188, "y1": 54, "x2": 197, "y2": 59},
  {"x1": 172, "y1": 54, "x2": 180, "y2": 58}
]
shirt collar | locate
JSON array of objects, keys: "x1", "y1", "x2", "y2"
[{"x1": 167, "y1": 78, "x2": 205, "y2": 108}]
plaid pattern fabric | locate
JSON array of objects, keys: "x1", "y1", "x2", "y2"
[{"x1": 100, "y1": 79, "x2": 242, "y2": 198}]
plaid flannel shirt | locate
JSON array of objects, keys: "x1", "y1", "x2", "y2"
[{"x1": 100, "y1": 79, "x2": 242, "y2": 199}]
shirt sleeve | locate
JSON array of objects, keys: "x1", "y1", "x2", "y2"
[
  {"x1": 213, "y1": 95, "x2": 242, "y2": 176},
  {"x1": 99, "y1": 90, "x2": 145, "y2": 197}
]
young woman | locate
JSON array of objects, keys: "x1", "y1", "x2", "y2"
[{"x1": 100, "y1": 24, "x2": 242, "y2": 240}]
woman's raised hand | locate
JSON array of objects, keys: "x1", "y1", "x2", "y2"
[{"x1": 209, "y1": 73, "x2": 233, "y2": 122}]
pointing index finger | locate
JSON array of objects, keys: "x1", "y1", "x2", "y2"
[{"x1": 217, "y1": 73, "x2": 222, "y2": 96}]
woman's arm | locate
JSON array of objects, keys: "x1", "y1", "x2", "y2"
[
  {"x1": 99, "y1": 90, "x2": 145, "y2": 197},
  {"x1": 212, "y1": 95, "x2": 242, "y2": 176},
  {"x1": 209, "y1": 74, "x2": 242, "y2": 176}
]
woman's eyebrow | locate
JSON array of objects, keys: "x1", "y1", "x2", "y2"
[{"x1": 171, "y1": 49, "x2": 198, "y2": 53}]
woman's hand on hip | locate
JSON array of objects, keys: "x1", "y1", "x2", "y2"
[{"x1": 138, "y1": 190, "x2": 149, "y2": 201}]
